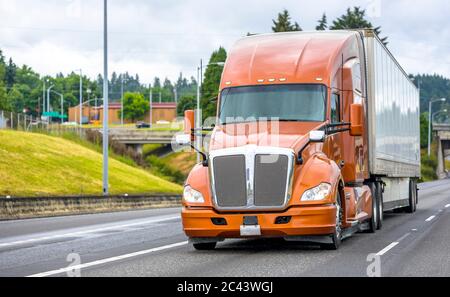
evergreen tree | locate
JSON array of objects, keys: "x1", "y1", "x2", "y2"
[
  {"x1": 201, "y1": 47, "x2": 227, "y2": 120},
  {"x1": 272, "y1": 9, "x2": 302, "y2": 32},
  {"x1": 5, "y1": 58, "x2": 17, "y2": 88},
  {"x1": 316, "y1": 13, "x2": 328, "y2": 30},
  {"x1": 330, "y1": 7, "x2": 388, "y2": 45}
]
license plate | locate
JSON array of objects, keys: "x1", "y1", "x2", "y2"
[{"x1": 240, "y1": 225, "x2": 261, "y2": 237}]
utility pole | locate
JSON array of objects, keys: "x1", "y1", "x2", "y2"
[
  {"x1": 103, "y1": 0, "x2": 109, "y2": 196},
  {"x1": 42, "y1": 80, "x2": 46, "y2": 115},
  {"x1": 149, "y1": 87, "x2": 153, "y2": 126},
  {"x1": 47, "y1": 85, "x2": 54, "y2": 122},
  {"x1": 196, "y1": 59, "x2": 202, "y2": 163},
  {"x1": 159, "y1": 91, "x2": 162, "y2": 103},
  {"x1": 121, "y1": 77, "x2": 127, "y2": 126}
]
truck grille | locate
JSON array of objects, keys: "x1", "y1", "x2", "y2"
[
  {"x1": 212, "y1": 155, "x2": 247, "y2": 207},
  {"x1": 210, "y1": 146, "x2": 294, "y2": 211},
  {"x1": 254, "y1": 154, "x2": 290, "y2": 207}
]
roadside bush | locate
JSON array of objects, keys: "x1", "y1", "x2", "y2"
[{"x1": 146, "y1": 155, "x2": 186, "y2": 185}]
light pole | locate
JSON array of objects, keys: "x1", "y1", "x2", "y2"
[
  {"x1": 195, "y1": 60, "x2": 225, "y2": 163},
  {"x1": 149, "y1": 86, "x2": 153, "y2": 126},
  {"x1": 74, "y1": 69, "x2": 83, "y2": 127},
  {"x1": 51, "y1": 90, "x2": 64, "y2": 123},
  {"x1": 47, "y1": 85, "x2": 54, "y2": 122},
  {"x1": 42, "y1": 78, "x2": 48, "y2": 115},
  {"x1": 428, "y1": 98, "x2": 446, "y2": 156},
  {"x1": 121, "y1": 77, "x2": 127, "y2": 126},
  {"x1": 103, "y1": 0, "x2": 109, "y2": 196}
]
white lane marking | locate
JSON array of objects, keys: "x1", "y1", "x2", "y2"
[
  {"x1": 395, "y1": 233, "x2": 411, "y2": 242},
  {"x1": 445, "y1": 204, "x2": 450, "y2": 208},
  {"x1": 376, "y1": 242, "x2": 399, "y2": 256},
  {"x1": 27, "y1": 241, "x2": 188, "y2": 277},
  {"x1": 425, "y1": 215, "x2": 436, "y2": 222},
  {"x1": 0, "y1": 216, "x2": 180, "y2": 248}
]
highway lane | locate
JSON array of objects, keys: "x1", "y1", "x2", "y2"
[{"x1": 0, "y1": 179, "x2": 449, "y2": 277}]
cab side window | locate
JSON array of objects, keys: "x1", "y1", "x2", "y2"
[{"x1": 331, "y1": 93, "x2": 341, "y2": 123}]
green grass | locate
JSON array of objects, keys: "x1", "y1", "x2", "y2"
[{"x1": 0, "y1": 130, "x2": 183, "y2": 197}]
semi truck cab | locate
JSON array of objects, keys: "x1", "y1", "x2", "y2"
[{"x1": 176, "y1": 30, "x2": 420, "y2": 250}]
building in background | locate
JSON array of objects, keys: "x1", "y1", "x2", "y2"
[{"x1": 68, "y1": 102, "x2": 177, "y2": 125}]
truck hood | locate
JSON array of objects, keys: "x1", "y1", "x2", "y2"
[{"x1": 209, "y1": 122, "x2": 324, "y2": 152}]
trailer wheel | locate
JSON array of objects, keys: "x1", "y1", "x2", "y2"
[
  {"x1": 368, "y1": 183, "x2": 377, "y2": 233},
  {"x1": 375, "y1": 182, "x2": 383, "y2": 230},
  {"x1": 406, "y1": 179, "x2": 417, "y2": 213},
  {"x1": 193, "y1": 242, "x2": 217, "y2": 251},
  {"x1": 321, "y1": 190, "x2": 343, "y2": 250}
]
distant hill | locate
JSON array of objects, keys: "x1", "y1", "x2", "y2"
[
  {"x1": 0, "y1": 130, "x2": 182, "y2": 197},
  {"x1": 410, "y1": 74, "x2": 450, "y2": 113}
]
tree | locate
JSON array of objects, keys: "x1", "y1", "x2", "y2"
[
  {"x1": 316, "y1": 13, "x2": 328, "y2": 30},
  {"x1": 272, "y1": 9, "x2": 302, "y2": 32},
  {"x1": 5, "y1": 58, "x2": 17, "y2": 88},
  {"x1": 177, "y1": 95, "x2": 196, "y2": 116},
  {"x1": 122, "y1": 92, "x2": 149, "y2": 122},
  {"x1": 201, "y1": 47, "x2": 227, "y2": 120},
  {"x1": 330, "y1": 7, "x2": 388, "y2": 45}
]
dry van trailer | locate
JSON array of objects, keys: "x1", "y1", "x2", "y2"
[{"x1": 362, "y1": 30, "x2": 420, "y2": 212}]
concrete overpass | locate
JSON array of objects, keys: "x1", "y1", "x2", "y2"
[
  {"x1": 433, "y1": 123, "x2": 450, "y2": 179},
  {"x1": 105, "y1": 129, "x2": 178, "y2": 154}
]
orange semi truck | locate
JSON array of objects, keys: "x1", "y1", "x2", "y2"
[{"x1": 176, "y1": 30, "x2": 420, "y2": 250}]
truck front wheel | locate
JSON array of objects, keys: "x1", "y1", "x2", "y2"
[{"x1": 321, "y1": 190, "x2": 343, "y2": 250}]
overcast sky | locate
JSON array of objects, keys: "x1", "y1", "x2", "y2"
[{"x1": 0, "y1": 0, "x2": 449, "y2": 83}]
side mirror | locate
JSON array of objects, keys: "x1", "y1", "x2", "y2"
[
  {"x1": 310, "y1": 130, "x2": 325, "y2": 143},
  {"x1": 175, "y1": 134, "x2": 192, "y2": 146},
  {"x1": 350, "y1": 103, "x2": 363, "y2": 136},
  {"x1": 184, "y1": 110, "x2": 195, "y2": 141}
]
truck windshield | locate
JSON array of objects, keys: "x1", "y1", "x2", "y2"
[{"x1": 219, "y1": 84, "x2": 327, "y2": 124}]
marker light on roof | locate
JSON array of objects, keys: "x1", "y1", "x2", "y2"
[{"x1": 279, "y1": 78, "x2": 287, "y2": 82}]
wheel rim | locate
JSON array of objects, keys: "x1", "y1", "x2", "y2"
[{"x1": 335, "y1": 194, "x2": 342, "y2": 239}]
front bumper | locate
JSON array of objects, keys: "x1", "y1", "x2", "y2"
[{"x1": 182, "y1": 205, "x2": 337, "y2": 238}]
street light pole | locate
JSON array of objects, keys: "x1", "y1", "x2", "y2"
[
  {"x1": 149, "y1": 86, "x2": 153, "y2": 126},
  {"x1": 121, "y1": 77, "x2": 127, "y2": 126},
  {"x1": 428, "y1": 98, "x2": 446, "y2": 156},
  {"x1": 47, "y1": 85, "x2": 54, "y2": 122},
  {"x1": 194, "y1": 60, "x2": 225, "y2": 163},
  {"x1": 42, "y1": 79, "x2": 46, "y2": 115},
  {"x1": 196, "y1": 59, "x2": 202, "y2": 163},
  {"x1": 102, "y1": 0, "x2": 109, "y2": 196},
  {"x1": 51, "y1": 90, "x2": 64, "y2": 123}
]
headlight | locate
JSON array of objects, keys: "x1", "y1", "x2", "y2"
[
  {"x1": 183, "y1": 186, "x2": 205, "y2": 204},
  {"x1": 301, "y1": 183, "x2": 332, "y2": 201}
]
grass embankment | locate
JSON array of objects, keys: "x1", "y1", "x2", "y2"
[
  {"x1": 143, "y1": 144, "x2": 197, "y2": 185},
  {"x1": 0, "y1": 130, "x2": 182, "y2": 197}
]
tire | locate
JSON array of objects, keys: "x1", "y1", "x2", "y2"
[
  {"x1": 375, "y1": 182, "x2": 383, "y2": 230},
  {"x1": 367, "y1": 183, "x2": 377, "y2": 233},
  {"x1": 405, "y1": 179, "x2": 417, "y2": 213},
  {"x1": 321, "y1": 190, "x2": 343, "y2": 250},
  {"x1": 193, "y1": 242, "x2": 217, "y2": 251}
]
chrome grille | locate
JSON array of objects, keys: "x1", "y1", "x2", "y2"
[
  {"x1": 212, "y1": 155, "x2": 247, "y2": 207},
  {"x1": 209, "y1": 145, "x2": 294, "y2": 211},
  {"x1": 254, "y1": 154, "x2": 289, "y2": 207}
]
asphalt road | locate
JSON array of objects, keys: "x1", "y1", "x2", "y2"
[{"x1": 1, "y1": 179, "x2": 449, "y2": 277}]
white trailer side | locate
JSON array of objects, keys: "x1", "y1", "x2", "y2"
[{"x1": 362, "y1": 30, "x2": 420, "y2": 210}]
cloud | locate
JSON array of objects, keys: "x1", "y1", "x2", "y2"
[{"x1": 0, "y1": 0, "x2": 449, "y2": 82}]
